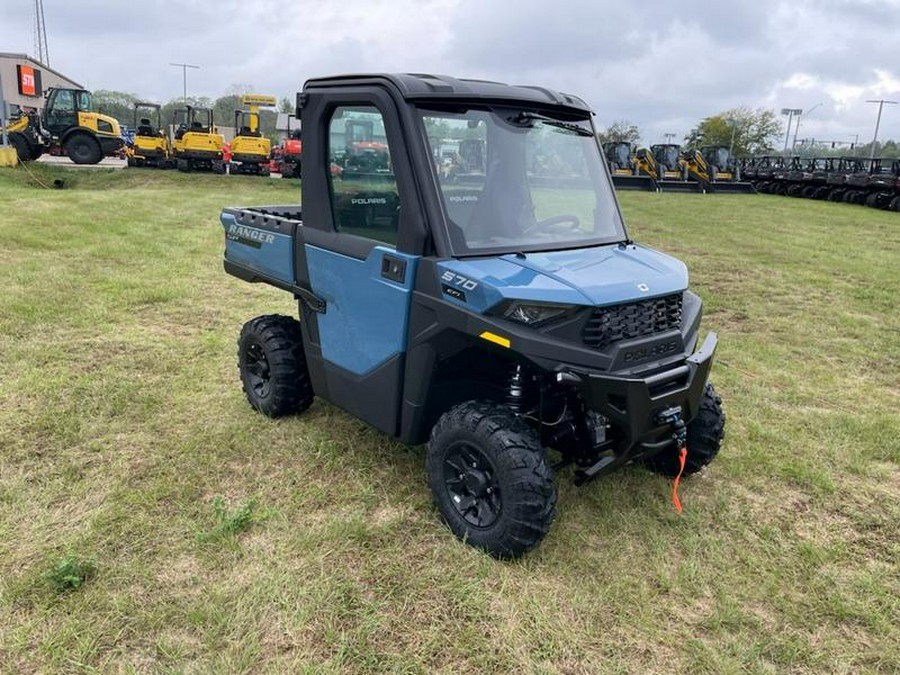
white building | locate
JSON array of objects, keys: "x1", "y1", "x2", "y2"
[{"x1": 0, "y1": 53, "x2": 83, "y2": 114}]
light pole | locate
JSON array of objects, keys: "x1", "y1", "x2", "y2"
[
  {"x1": 727, "y1": 117, "x2": 737, "y2": 157},
  {"x1": 0, "y1": 70, "x2": 8, "y2": 148},
  {"x1": 781, "y1": 108, "x2": 802, "y2": 155},
  {"x1": 865, "y1": 99, "x2": 897, "y2": 160},
  {"x1": 793, "y1": 102, "x2": 822, "y2": 151},
  {"x1": 664, "y1": 132, "x2": 676, "y2": 144},
  {"x1": 169, "y1": 62, "x2": 199, "y2": 104}
]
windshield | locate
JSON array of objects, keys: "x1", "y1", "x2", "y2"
[{"x1": 420, "y1": 107, "x2": 625, "y2": 256}]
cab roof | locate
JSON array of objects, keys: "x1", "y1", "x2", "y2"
[{"x1": 303, "y1": 73, "x2": 592, "y2": 114}]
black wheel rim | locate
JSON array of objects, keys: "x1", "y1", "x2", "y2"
[
  {"x1": 443, "y1": 442, "x2": 501, "y2": 528},
  {"x1": 244, "y1": 342, "x2": 271, "y2": 398},
  {"x1": 72, "y1": 140, "x2": 90, "y2": 161}
]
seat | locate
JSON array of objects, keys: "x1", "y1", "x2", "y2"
[{"x1": 137, "y1": 118, "x2": 155, "y2": 137}]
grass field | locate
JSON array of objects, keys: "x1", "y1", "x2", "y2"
[{"x1": 0, "y1": 164, "x2": 898, "y2": 674}]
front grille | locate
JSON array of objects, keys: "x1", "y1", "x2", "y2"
[{"x1": 583, "y1": 293, "x2": 683, "y2": 350}]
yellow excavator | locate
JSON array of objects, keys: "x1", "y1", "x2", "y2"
[
  {"x1": 125, "y1": 102, "x2": 171, "y2": 168},
  {"x1": 171, "y1": 106, "x2": 224, "y2": 172},
  {"x1": 229, "y1": 94, "x2": 277, "y2": 176},
  {"x1": 2, "y1": 86, "x2": 123, "y2": 164}
]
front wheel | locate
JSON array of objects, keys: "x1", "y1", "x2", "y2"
[
  {"x1": 65, "y1": 133, "x2": 102, "y2": 164},
  {"x1": 644, "y1": 383, "x2": 725, "y2": 477},
  {"x1": 427, "y1": 402, "x2": 557, "y2": 558},
  {"x1": 237, "y1": 315, "x2": 314, "y2": 417}
]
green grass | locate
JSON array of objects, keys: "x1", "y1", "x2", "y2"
[{"x1": 0, "y1": 163, "x2": 898, "y2": 673}]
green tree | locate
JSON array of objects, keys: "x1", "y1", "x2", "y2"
[
  {"x1": 92, "y1": 90, "x2": 142, "y2": 127},
  {"x1": 597, "y1": 120, "x2": 641, "y2": 145},
  {"x1": 213, "y1": 94, "x2": 241, "y2": 129},
  {"x1": 159, "y1": 96, "x2": 213, "y2": 128},
  {"x1": 685, "y1": 107, "x2": 782, "y2": 157}
]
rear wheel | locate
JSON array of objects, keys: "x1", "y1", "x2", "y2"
[
  {"x1": 65, "y1": 133, "x2": 102, "y2": 164},
  {"x1": 643, "y1": 383, "x2": 725, "y2": 477},
  {"x1": 427, "y1": 401, "x2": 557, "y2": 558},
  {"x1": 237, "y1": 315, "x2": 314, "y2": 418},
  {"x1": 9, "y1": 133, "x2": 31, "y2": 162},
  {"x1": 890, "y1": 195, "x2": 900, "y2": 211}
]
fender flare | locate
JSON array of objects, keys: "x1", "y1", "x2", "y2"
[{"x1": 59, "y1": 126, "x2": 101, "y2": 146}]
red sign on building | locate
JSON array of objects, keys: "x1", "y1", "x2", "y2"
[{"x1": 17, "y1": 65, "x2": 41, "y2": 97}]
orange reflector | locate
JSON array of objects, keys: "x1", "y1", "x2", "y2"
[{"x1": 479, "y1": 331, "x2": 510, "y2": 348}]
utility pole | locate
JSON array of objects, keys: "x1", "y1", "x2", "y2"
[
  {"x1": 33, "y1": 0, "x2": 49, "y2": 65},
  {"x1": 664, "y1": 132, "x2": 676, "y2": 144},
  {"x1": 793, "y1": 102, "x2": 822, "y2": 150},
  {"x1": 781, "y1": 108, "x2": 802, "y2": 155},
  {"x1": 170, "y1": 63, "x2": 199, "y2": 104},
  {"x1": 865, "y1": 99, "x2": 897, "y2": 160},
  {"x1": 727, "y1": 118, "x2": 737, "y2": 157},
  {"x1": 0, "y1": 70, "x2": 8, "y2": 148}
]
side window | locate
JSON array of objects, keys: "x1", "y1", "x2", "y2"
[
  {"x1": 327, "y1": 106, "x2": 399, "y2": 246},
  {"x1": 76, "y1": 91, "x2": 92, "y2": 111}
]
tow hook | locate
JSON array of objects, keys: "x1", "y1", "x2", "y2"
[
  {"x1": 655, "y1": 406, "x2": 686, "y2": 447},
  {"x1": 655, "y1": 406, "x2": 689, "y2": 514}
]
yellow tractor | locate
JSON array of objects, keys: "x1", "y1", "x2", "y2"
[
  {"x1": 697, "y1": 145, "x2": 757, "y2": 193},
  {"x1": 171, "y1": 106, "x2": 224, "y2": 172},
  {"x1": 602, "y1": 141, "x2": 656, "y2": 191},
  {"x1": 125, "y1": 102, "x2": 171, "y2": 168},
  {"x1": 229, "y1": 94, "x2": 277, "y2": 176},
  {"x1": 632, "y1": 145, "x2": 699, "y2": 192},
  {"x1": 2, "y1": 86, "x2": 123, "y2": 164}
]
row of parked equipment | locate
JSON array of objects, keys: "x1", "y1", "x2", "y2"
[
  {"x1": 126, "y1": 94, "x2": 287, "y2": 176},
  {"x1": 739, "y1": 156, "x2": 900, "y2": 210},
  {"x1": 602, "y1": 142, "x2": 757, "y2": 194}
]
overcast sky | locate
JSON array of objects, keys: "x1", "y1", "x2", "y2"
[{"x1": 3, "y1": 0, "x2": 900, "y2": 147}]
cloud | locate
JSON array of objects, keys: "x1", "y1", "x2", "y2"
[{"x1": 1, "y1": 0, "x2": 898, "y2": 146}]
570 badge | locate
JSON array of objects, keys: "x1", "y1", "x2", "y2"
[{"x1": 440, "y1": 270, "x2": 478, "y2": 302}]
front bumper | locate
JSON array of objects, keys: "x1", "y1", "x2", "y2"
[{"x1": 561, "y1": 332, "x2": 717, "y2": 454}]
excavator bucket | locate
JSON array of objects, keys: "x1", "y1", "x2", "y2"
[
  {"x1": 657, "y1": 179, "x2": 704, "y2": 193},
  {"x1": 611, "y1": 174, "x2": 658, "y2": 191},
  {"x1": 708, "y1": 181, "x2": 758, "y2": 194}
]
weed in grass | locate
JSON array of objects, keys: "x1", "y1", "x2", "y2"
[
  {"x1": 197, "y1": 496, "x2": 263, "y2": 543},
  {"x1": 46, "y1": 553, "x2": 97, "y2": 593}
]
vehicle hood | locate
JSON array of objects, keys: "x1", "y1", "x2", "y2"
[{"x1": 437, "y1": 243, "x2": 688, "y2": 313}]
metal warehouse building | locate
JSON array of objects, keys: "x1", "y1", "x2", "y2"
[{"x1": 0, "y1": 52, "x2": 82, "y2": 114}]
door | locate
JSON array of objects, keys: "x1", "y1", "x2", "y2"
[
  {"x1": 43, "y1": 89, "x2": 77, "y2": 135},
  {"x1": 302, "y1": 102, "x2": 420, "y2": 435}
]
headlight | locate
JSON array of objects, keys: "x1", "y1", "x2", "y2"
[{"x1": 499, "y1": 301, "x2": 578, "y2": 326}]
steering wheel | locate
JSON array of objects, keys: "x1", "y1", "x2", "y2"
[{"x1": 524, "y1": 214, "x2": 581, "y2": 236}]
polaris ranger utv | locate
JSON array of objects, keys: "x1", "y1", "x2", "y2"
[{"x1": 221, "y1": 74, "x2": 725, "y2": 558}]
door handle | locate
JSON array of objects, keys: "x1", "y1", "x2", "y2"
[{"x1": 381, "y1": 254, "x2": 407, "y2": 283}]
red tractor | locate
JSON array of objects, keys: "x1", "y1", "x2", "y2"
[{"x1": 281, "y1": 129, "x2": 302, "y2": 179}]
